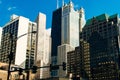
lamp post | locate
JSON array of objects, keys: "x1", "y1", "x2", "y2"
[{"x1": 7, "y1": 31, "x2": 37, "y2": 80}]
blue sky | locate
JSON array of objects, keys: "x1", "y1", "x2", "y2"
[{"x1": 0, "y1": 0, "x2": 120, "y2": 29}]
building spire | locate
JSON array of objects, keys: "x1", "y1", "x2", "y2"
[
  {"x1": 57, "y1": 0, "x2": 59, "y2": 9},
  {"x1": 69, "y1": 0, "x2": 73, "y2": 5},
  {"x1": 62, "y1": 0, "x2": 64, "y2": 6}
]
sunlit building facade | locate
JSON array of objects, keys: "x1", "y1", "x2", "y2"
[
  {"x1": 57, "y1": 1, "x2": 86, "y2": 77},
  {"x1": 67, "y1": 40, "x2": 91, "y2": 80},
  {"x1": 61, "y1": 1, "x2": 79, "y2": 47},
  {"x1": 0, "y1": 14, "x2": 37, "y2": 68},
  {"x1": 58, "y1": 44, "x2": 74, "y2": 77},
  {"x1": 35, "y1": 13, "x2": 51, "y2": 79},
  {"x1": 0, "y1": 13, "x2": 51, "y2": 79}
]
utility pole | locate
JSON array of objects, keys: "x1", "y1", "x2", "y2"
[
  {"x1": 7, "y1": 33, "x2": 13, "y2": 80},
  {"x1": 7, "y1": 31, "x2": 37, "y2": 80}
]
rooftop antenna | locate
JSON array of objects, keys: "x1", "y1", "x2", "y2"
[
  {"x1": 62, "y1": 0, "x2": 64, "y2": 6},
  {"x1": 57, "y1": 0, "x2": 59, "y2": 9}
]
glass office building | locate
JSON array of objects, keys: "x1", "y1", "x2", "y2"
[
  {"x1": 80, "y1": 14, "x2": 120, "y2": 80},
  {"x1": 51, "y1": 8, "x2": 62, "y2": 76}
]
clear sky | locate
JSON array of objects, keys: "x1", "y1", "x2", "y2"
[{"x1": 0, "y1": 0, "x2": 120, "y2": 29}]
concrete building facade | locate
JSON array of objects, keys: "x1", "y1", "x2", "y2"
[
  {"x1": 57, "y1": 1, "x2": 86, "y2": 77},
  {"x1": 51, "y1": 0, "x2": 86, "y2": 77},
  {"x1": 35, "y1": 13, "x2": 51, "y2": 79},
  {"x1": 58, "y1": 44, "x2": 74, "y2": 77},
  {"x1": 0, "y1": 13, "x2": 51, "y2": 79},
  {"x1": 0, "y1": 14, "x2": 37, "y2": 69}
]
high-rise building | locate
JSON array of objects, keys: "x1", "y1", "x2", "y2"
[
  {"x1": 0, "y1": 14, "x2": 37, "y2": 68},
  {"x1": 61, "y1": 1, "x2": 79, "y2": 47},
  {"x1": 0, "y1": 13, "x2": 51, "y2": 79},
  {"x1": 0, "y1": 27, "x2": 2, "y2": 52},
  {"x1": 51, "y1": 7, "x2": 62, "y2": 58},
  {"x1": 51, "y1": 7, "x2": 62, "y2": 76},
  {"x1": 79, "y1": 7, "x2": 86, "y2": 32},
  {"x1": 57, "y1": 1, "x2": 86, "y2": 77},
  {"x1": 51, "y1": 0, "x2": 86, "y2": 77},
  {"x1": 58, "y1": 44, "x2": 74, "y2": 77},
  {"x1": 80, "y1": 13, "x2": 120, "y2": 80},
  {"x1": 67, "y1": 40, "x2": 90, "y2": 80},
  {"x1": 35, "y1": 13, "x2": 51, "y2": 79}
]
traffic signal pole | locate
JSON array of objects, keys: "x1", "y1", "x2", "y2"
[
  {"x1": 9, "y1": 62, "x2": 66, "y2": 79},
  {"x1": 7, "y1": 34, "x2": 13, "y2": 80},
  {"x1": 7, "y1": 31, "x2": 37, "y2": 80}
]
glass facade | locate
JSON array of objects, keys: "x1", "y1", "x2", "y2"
[
  {"x1": 80, "y1": 14, "x2": 120, "y2": 80},
  {"x1": 51, "y1": 8, "x2": 62, "y2": 76},
  {"x1": 51, "y1": 8, "x2": 62, "y2": 57}
]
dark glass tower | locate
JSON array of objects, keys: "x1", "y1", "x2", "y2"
[
  {"x1": 80, "y1": 14, "x2": 120, "y2": 80},
  {"x1": 51, "y1": 8, "x2": 62, "y2": 57},
  {"x1": 51, "y1": 8, "x2": 62, "y2": 76}
]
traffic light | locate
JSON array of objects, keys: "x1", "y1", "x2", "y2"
[
  {"x1": 19, "y1": 68, "x2": 23, "y2": 75},
  {"x1": 62, "y1": 62, "x2": 66, "y2": 71},
  {"x1": 32, "y1": 66, "x2": 37, "y2": 73},
  {"x1": 50, "y1": 64, "x2": 52, "y2": 71}
]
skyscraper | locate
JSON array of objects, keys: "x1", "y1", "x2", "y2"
[
  {"x1": 80, "y1": 13, "x2": 120, "y2": 80},
  {"x1": 51, "y1": 7, "x2": 62, "y2": 58},
  {"x1": 57, "y1": 1, "x2": 86, "y2": 77},
  {"x1": 61, "y1": 1, "x2": 79, "y2": 47},
  {"x1": 0, "y1": 14, "x2": 37, "y2": 68},
  {"x1": 0, "y1": 13, "x2": 51, "y2": 79},
  {"x1": 35, "y1": 13, "x2": 51, "y2": 79},
  {"x1": 51, "y1": 0, "x2": 86, "y2": 77},
  {"x1": 51, "y1": 7, "x2": 62, "y2": 76}
]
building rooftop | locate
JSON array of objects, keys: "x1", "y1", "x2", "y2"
[{"x1": 86, "y1": 13, "x2": 118, "y2": 26}]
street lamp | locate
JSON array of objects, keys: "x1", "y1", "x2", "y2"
[{"x1": 7, "y1": 31, "x2": 37, "y2": 80}]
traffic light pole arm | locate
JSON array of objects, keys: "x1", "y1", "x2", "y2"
[
  {"x1": 10, "y1": 65, "x2": 62, "y2": 72},
  {"x1": 10, "y1": 62, "x2": 66, "y2": 75},
  {"x1": 10, "y1": 66, "x2": 51, "y2": 72}
]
